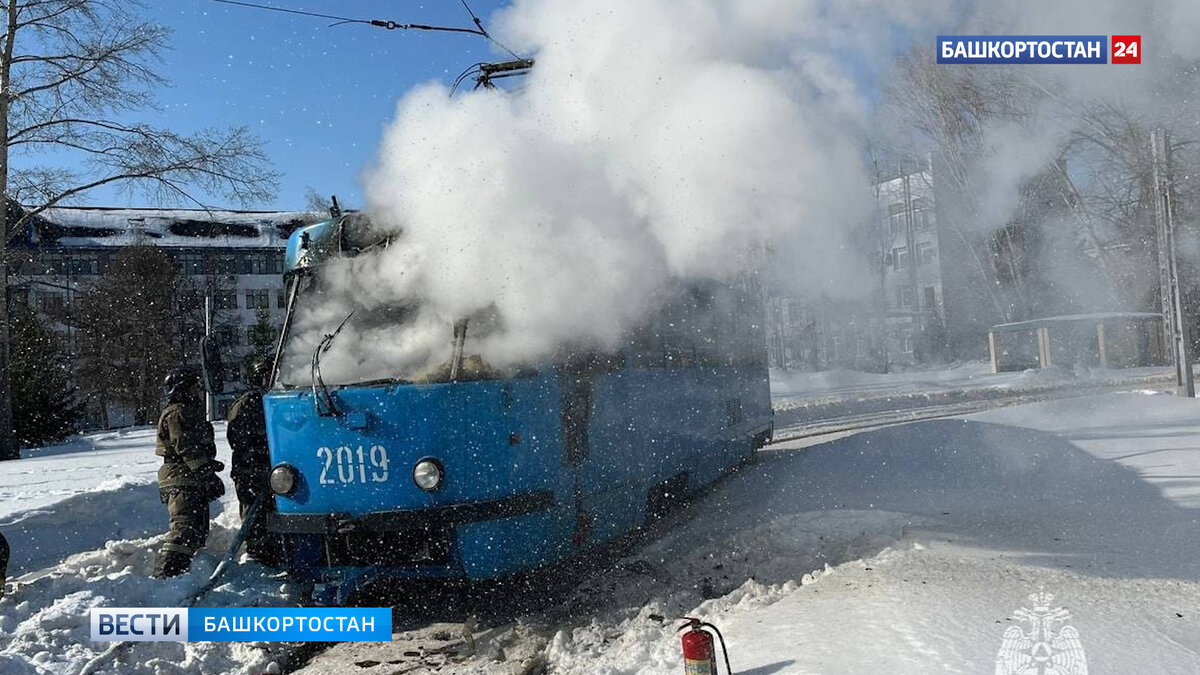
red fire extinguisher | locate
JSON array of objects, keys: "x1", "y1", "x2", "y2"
[{"x1": 678, "y1": 617, "x2": 732, "y2": 675}]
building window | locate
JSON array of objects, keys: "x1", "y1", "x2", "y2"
[
  {"x1": 210, "y1": 253, "x2": 238, "y2": 275},
  {"x1": 916, "y1": 242, "x2": 936, "y2": 266},
  {"x1": 887, "y1": 203, "x2": 906, "y2": 240},
  {"x1": 39, "y1": 253, "x2": 68, "y2": 275},
  {"x1": 896, "y1": 285, "x2": 913, "y2": 309},
  {"x1": 213, "y1": 291, "x2": 238, "y2": 310},
  {"x1": 277, "y1": 288, "x2": 287, "y2": 309},
  {"x1": 924, "y1": 286, "x2": 937, "y2": 311},
  {"x1": 893, "y1": 247, "x2": 909, "y2": 270},
  {"x1": 245, "y1": 289, "x2": 270, "y2": 310},
  {"x1": 913, "y1": 197, "x2": 933, "y2": 230},
  {"x1": 241, "y1": 251, "x2": 278, "y2": 275},
  {"x1": 37, "y1": 291, "x2": 66, "y2": 311},
  {"x1": 902, "y1": 331, "x2": 914, "y2": 354},
  {"x1": 177, "y1": 252, "x2": 205, "y2": 275},
  {"x1": 216, "y1": 325, "x2": 240, "y2": 346},
  {"x1": 69, "y1": 253, "x2": 99, "y2": 275}
]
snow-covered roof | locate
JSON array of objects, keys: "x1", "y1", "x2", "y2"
[
  {"x1": 24, "y1": 206, "x2": 319, "y2": 249},
  {"x1": 991, "y1": 312, "x2": 1162, "y2": 331}
]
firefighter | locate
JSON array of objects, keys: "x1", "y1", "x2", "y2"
[
  {"x1": 227, "y1": 360, "x2": 282, "y2": 564},
  {"x1": 152, "y1": 366, "x2": 224, "y2": 579},
  {"x1": 0, "y1": 531, "x2": 8, "y2": 598}
]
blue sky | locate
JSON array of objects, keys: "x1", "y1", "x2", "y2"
[{"x1": 104, "y1": 0, "x2": 518, "y2": 211}]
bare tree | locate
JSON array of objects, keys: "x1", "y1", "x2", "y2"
[
  {"x1": 303, "y1": 188, "x2": 334, "y2": 217},
  {"x1": 882, "y1": 48, "x2": 1033, "y2": 326},
  {"x1": 0, "y1": 0, "x2": 279, "y2": 458}
]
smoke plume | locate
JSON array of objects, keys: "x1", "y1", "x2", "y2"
[
  {"x1": 286, "y1": 0, "x2": 1200, "y2": 383},
  {"x1": 282, "y1": 0, "x2": 956, "y2": 383}
]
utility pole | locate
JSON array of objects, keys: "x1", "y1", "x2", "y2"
[
  {"x1": 204, "y1": 292, "x2": 215, "y2": 421},
  {"x1": 901, "y1": 161, "x2": 921, "y2": 361},
  {"x1": 1151, "y1": 129, "x2": 1194, "y2": 397}
]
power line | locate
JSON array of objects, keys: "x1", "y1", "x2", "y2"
[
  {"x1": 459, "y1": 0, "x2": 523, "y2": 60},
  {"x1": 203, "y1": 0, "x2": 524, "y2": 60},
  {"x1": 204, "y1": 0, "x2": 368, "y2": 26},
  {"x1": 460, "y1": 0, "x2": 486, "y2": 33}
]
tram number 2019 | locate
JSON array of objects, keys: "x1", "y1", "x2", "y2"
[{"x1": 316, "y1": 445, "x2": 390, "y2": 485}]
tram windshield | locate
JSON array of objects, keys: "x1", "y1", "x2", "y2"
[{"x1": 274, "y1": 260, "x2": 505, "y2": 389}]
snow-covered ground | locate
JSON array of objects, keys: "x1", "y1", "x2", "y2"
[
  {"x1": 0, "y1": 426, "x2": 296, "y2": 674},
  {"x1": 769, "y1": 363, "x2": 1181, "y2": 439},
  {"x1": 769, "y1": 361, "x2": 1176, "y2": 406},
  {"x1": 4, "y1": 387, "x2": 1200, "y2": 674},
  {"x1": 771, "y1": 360, "x2": 1014, "y2": 399}
]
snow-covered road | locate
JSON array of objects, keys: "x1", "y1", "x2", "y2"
[{"x1": 3, "y1": 389, "x2": 1200, "y2": 674}]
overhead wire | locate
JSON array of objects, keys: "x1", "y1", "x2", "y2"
[
  {"x1": 458, "y1": 0, "x2": 523, "y2": 60},
  {"x1": 204, "y1": 0, "x2": 368, "y2": 26},
  {"x1": 203, "y1": 0, "x2": 526, "y2": 61}
]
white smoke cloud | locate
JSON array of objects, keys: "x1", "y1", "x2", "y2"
[
  {"x1": 277, "y1": 0, "x2": 955, "y2": 382},
  {"x1": 290, "y1": 0, "x2": 1200, "y2": 381}
]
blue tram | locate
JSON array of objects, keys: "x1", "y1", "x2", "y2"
[{"x1": 262, "y1": 215, "x2": 772, "y2": 601}]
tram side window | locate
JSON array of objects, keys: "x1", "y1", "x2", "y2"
[
  {"x1": 629, "y1": 323, "x2": 667, "y2": 370},
  {"x1": 630, "y1": 287, "x2": 717, "y2": 370},
  {"x1": 710, "y1": 289, "x2": 767, "y2": 368},
  {"x1": 690, "y1": 288, "x2": 725, "y2": 368},
  {"x1": 662, "y1": 313, "x2": 697, "y2": 370}
]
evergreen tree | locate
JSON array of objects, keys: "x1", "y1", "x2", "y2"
[
  {"x1": 9, "y1": 305, "x2": 81, "y2": 449},
  {"x1": 71, "y1": 245, "x2": 203, "y2": 426},
  {"x1": 246, "y1": 305, "x2": 277, "y2": 365}
]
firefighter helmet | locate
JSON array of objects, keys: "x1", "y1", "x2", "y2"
[{"x1": 163, "y1": 366, "x2": 201, "y2": 397}]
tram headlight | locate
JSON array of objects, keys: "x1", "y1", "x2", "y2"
[
  {"x1": 412, "y1": 458, "x2": 444, "y2": 492},
  {"x1": 269, "y1": 464, "x2": 300, "y2": 496}
]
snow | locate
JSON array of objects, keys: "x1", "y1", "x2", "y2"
[
  {"x1": 33, "y1": 207, "x2": 312, "y2": 249},
  {"x1": 769, "y1": 361, "x2": 1173, "y2": 404},
  {"x1": 770, "y1": 360, "x2": 1001, "y2": 399},
  {"x1": 768, "y1": 362, "x2": 1180, "y2": 438},
  {"x1": 300, "y1": 389, "x2": 1200, "y2": 674},
  {"x1": 5, "y1": 387, "x2": 1200, "y2": 674},
  {"x1": 0, "y1": 424, "x2": 297, "y2": 674}
]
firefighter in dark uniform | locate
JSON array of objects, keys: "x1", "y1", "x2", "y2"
[
  {"x1": 153, "y1": 366, "x2": 225, "y2": 579},
  {"x1": 0, "y1": 530, "x2": 9, "y2": 597},
  {"x1": 227, "y1": 360, "x2": 282, "y2": 564}
]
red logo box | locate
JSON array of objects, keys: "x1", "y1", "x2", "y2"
[{"x1": 1112, "y1": 35, "x2": 1140, "y2": 64}]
